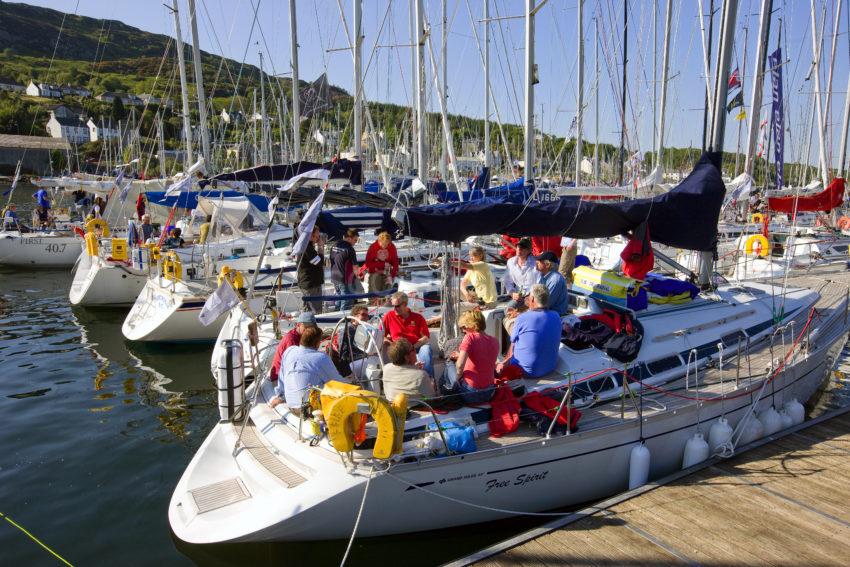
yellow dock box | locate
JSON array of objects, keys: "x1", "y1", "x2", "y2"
[{"x1": 111, "y1": 238, "x2": 128, "y2": 261}]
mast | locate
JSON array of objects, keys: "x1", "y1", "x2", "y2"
[
  {"x1": 259, "y1": 50, "x2": 268, "y2": 164},
  {"x1": 839, "y1": 63, "x2": 850, "y2": 178},
  {"x1": 699, "y1": 0, "x2": 716, "y2": 153},
  {"x1": 353, "y1": 0, "x2": 362, "y2": 158},
  {"x1": 524, "y1": 0, "x2": 535, "y2": 186},
  {"x1": 483, "y1": 0, "x2": 490, "y2": 168},
  {"x1": 575, "y1": 0, "x2": 584, "y2": 186},
  {"x1": 289, "y1": 0, "x2": 301, "y2": 162},
  {"x1": 187, "y1": 0, "x2": 210, "y2": 163},
  {"x1": 655, "y1": 0, "x2": 673, "y2": 173},
  {"x1": 415, "y1": 0, "x2": 427, "y2": 179},
  {"x1": 810, "y1": 0, "x2": 829, "y2": 186},
  {"x1": 824, "y1": 0, "x2": 843, "y2": 169},
  {"x1": 409, "y1": 0, "x2": 417, "y2": 174},
  {"x1": 594, "y1": 15, "x2": 600, "y2": 184},
  {"x1": 744, "y1": 0, "x2": 772, "y2": 176},
  {"x1": 652, "y1": 0, "x2": 658, "y2": 169},
  {"x1": 734, "y1": 24, "x2": 748, "y2": 175},
  {"x1": 439, "y1": 0, "x2": 449, "y2": 183},
  {"x1": 617, "y1": 0, "x2": 628, "y2": 186},
  {"x1": 171, "y1": 0, "x2": 193, "y2": 168},
  {"x1": 701, "y1": 0, "x2": 739, "y2": 287}
]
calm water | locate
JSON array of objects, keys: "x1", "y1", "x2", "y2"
[{"x1": 2, "y1": 184, "x2": 849, "y2": 566}]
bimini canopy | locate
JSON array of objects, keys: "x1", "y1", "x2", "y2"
[
  {"x1": 768, "y1": 178, "x2": 845, "y2": 214},
  {"x1": 195, "y1": 195, "x2": 271, "y2": 233},
  {"x1": 397, "y1": 152, "x2": 725, "y2": 252},
  {"x1": 207, "y1": 159, "x2": 363, "y2": 186}
]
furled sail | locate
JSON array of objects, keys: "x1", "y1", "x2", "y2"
[
  {"x1": 397, "y1": 152, "x2": 725, "y2": 252},
  {"x1": 767, "y1": 178, "x2": 845, "y2": 214},
  {"x1": 208, "y1": 159, "x2": 362, "y2": 186}
]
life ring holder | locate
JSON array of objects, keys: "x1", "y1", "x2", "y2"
[
  {"x1": 749, "y1": 212, "x2": 765, "y2": 225},
  {"x1": 85, "y1": 218, "x2": 110, "y2": 237},
  {"x1": 744, "y1": 234, "x2": 770, "y2": 258}
]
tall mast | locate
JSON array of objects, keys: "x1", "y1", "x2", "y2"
[
  {"x1": 415, "y1": 0, "x2": 427, "y2": 179},
  {"x1": 617, "y1": 0, "x2": 628, "y2": 186},
  {"x1": 575, "y1": 0, "x2": 584, "y2": 186},
  {"x1": 187, "y1": 0, "x2": 210, "y2": 163},
  {"x1": 439, "y1": 0, "x2": 449, "y2": 183},
  {"x1": 409, "y1": 0, "x2": 417, "y2": 174},
  {"x1": 839, "y1": 56, "x2": 850, "y2": 177},
  {"x1": 524, "y1": 0, "x2": 535, "y2": 185},
  {"x1": 426, "y1": 21, "x2": 463, "y2": 197},
  {"x1": 734, "y1": 25, "x2": 748, "y2": 176},
  {"x1": 699, "y1": 0, "x2": 716, "y2": 153},
  {"x1": 824, "y1": 0, "x2": 844, "y2": 169},
  {"x1": 652, "y1": 0, "x2": 658, "y2": 169},
  {"x1": 655, "y1": 0, "x2": 672, "y2": 170},
  {"x1": 259, "y1": 50, "x2": 268, "y2": 164},
  {"x1": 701, "y1": 0, "x2": 739, "y2": 287},
  {"x1": 289, "y1": 0, "x2": 301, "y2": 162},
  {"x1": 744, "y1": 0, "x2": 772, "y2": 176},
  {"x1": 483, "y1": 0, "x2": 490, "y2": 168},
  {"x1": 810, "y1": 0, "x2": 829, "y2": 186},
  {"x1": 594, "y1": 15, "x2": 600, "y2": 184},
  {"x1": 353, "y1": 0, "x2": 363, "y2": 158},
  {"x1": 171, "y1": 0, "x2": 193, "y2": 168}
]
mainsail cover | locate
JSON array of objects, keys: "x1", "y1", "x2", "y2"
[
  {"x1": 399, "y1": 152, "x2": 725, "y2": 252},
  {"x1": 208, "y1": 159, "x2": 362, "y2": 185},
  {"x1": 767, "y1": 178, "x2": 845, "y2": 214}
]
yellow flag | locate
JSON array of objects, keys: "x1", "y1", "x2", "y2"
[{"x1": 735, "y1": 110, "x2": 747, "y2": 121}]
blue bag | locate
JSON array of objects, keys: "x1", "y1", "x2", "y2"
[{"x1": 427, "y1": 420, "x2": 477, "y2": 454}]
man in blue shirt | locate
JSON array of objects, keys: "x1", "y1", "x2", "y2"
[
  {"x1": 535, "y1": 251, "x2": 569, "y2": 315},
  {"x1": 34, "y1": 188, "x2": 50, "y2": 210},
  {"x1": 498, "y1": 284, "x2": 561, "y2": 378},
  {"x1": 269, "y1": 326, "x2": 344, "y2": 412}
]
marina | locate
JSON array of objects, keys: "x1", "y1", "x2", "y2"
[{"x1": 3, "y1": 0, "x2": 850, "y2": 565}]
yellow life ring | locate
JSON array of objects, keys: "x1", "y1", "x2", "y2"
[
  {"x1": 749, "y1": 213, "x2": 765, "y2": 224},
  {"x1": 744, "y1": 234, "x2": 770, "y2": 258},
  {"x1": 217, "y1": 265, "x2": 245, "y2": 290},
  {"x1": 321, "y1": 381, "x2": 401, "y2": 459},
  {"x1": 145, "y1": 243, "x2": 161, "y2": 263},
  {"x1": 85, "y1": 218, "x2": 110, "y2": 237},
  {"x1": 162, "y1": 251, "x2": 183, "y2": 281}
]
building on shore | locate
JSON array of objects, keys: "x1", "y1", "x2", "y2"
[
  {"x1": 0, "y1": 78, "x2": 25, "y2": 93},
  {"x1": 45, "y1": 111, "x2": 89, "y2": 144},
  {"x1": 0, "y1": 134, "x2": 70, "y2": 174}
]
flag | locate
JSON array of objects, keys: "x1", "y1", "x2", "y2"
[
  {"x1": 291, "y1": 190, "x2": 326, "y2": 256},
  {"x1": 768, "y1": 47, "x2": 785, "y2": 189},
  {"x1": 198, "y1": 280, "x2": 241, "y2": 326},
  {"x1": 114, "y1": 168, "x2": 125, "y2": 187},
  {"x1": 118, "y1": 180, "x2": 133, "y2": 202},
  {"x1": 300, "y1": 73, "x2": 332, "y2": 118},
  {"x1": 735, "y1": 109, "x2": 747, "y2": 121},
  {"x1": 728, "y1": 67, "x2": 741, "y2": 89},
  {"x1": 164, "y1": 174, "x2": 192, "y2": 197},
  {"x1": 756, "y1": 118, "x2": 768, "y2": 158},
  {"x1": 726, "y1": 91, "x2": 744, "y2": 113},
  {"x1": 313, "y1": 129, "x2": 326, "y2": 145},
  {"x1": 278, "y1": 168, "x2": 331, "y2": 192}
]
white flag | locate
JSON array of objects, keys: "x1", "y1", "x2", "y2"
[
  {"x1": 118, "y1": 180, "x2": 133, "y2": 202},
  {"x1": 278, "y1": 168, "x2": 331, "y2": 192},
  {"x1": 164, "y1": 174, "x2": 192, "y2": 197},
  {"x1": 313, "y1": 129, "x2": 326, "y2": 145},
  {"x1": 198, "y1": 281, "x2": 241, "y2": 326},
  {"x1": 291, "y1": 191, "x2": 326, "y2": 256}
]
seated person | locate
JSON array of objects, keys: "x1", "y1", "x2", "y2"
[
  {"x1": 163, "y1": 227, "x2": 185, "y2": 249},
  {"x1": 382, "y1": 292, "x2": 433, "y2": 377},
  {"x1": 441, "y1": 310, "x2": 499, "y2": 405},
  {"x1": 2, "y1": 204, "x2": 21, "y2": 231},
  {"x1": 497, "y1": 284, "x2": 561, "y2": 379},
  {"x1": 338, "y1": 305, "x2": 382, "y2": 390},
  {"x1": 269, "y1": 326, "x2": 343, "y2": 413},
  {"x1": 459, "y1": 246, "x2": 497, "y2": 306},
  {"x1": 503, "y1": 293, "x2": 529, "y2": 336},
  {"x1": 382, "y1": 338, "x2": 436, "y2": 403},
  {"x1": 269, "y1": 312, "x2": 317, "y2": 380},
  {"x1": 535, "y1": 251, "x2": 569, "y2": 316}
]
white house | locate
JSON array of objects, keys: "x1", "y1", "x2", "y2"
[
  {"x1": 0, "y1": 78, "x2": 25, "y2": 93},
  {"x1": 45, "y1": 111, "x2": 89, "y2": 144},
  {"x1": 96, "y1": 92, "x2": 144, "y2": 106},
  {"x1": 138, "y1": 93, "x2": 172, "y2": 108},
  {"x1": 26, "y1": 81, "x2": 62, "y2": 98},
  {"x1": 59, "y1": 85, "x2": 92, "y2": 98},
  {"x1": 86, "y1": 118, "x2": 120, "y2": 142},
  {"x1": 220, "y1": 108, "x2": 245, "y2": 125}
]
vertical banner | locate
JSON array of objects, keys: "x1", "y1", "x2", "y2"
[{"x1": 768, "y1": 48, "x2": 784, "y2": 190}]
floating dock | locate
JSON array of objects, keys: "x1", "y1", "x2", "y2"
[{"x1": 449, "y1": 404, "x2": 850, "y2": 566}]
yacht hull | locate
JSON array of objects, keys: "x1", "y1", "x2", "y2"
[
  {"x1": 122, "y1": 279, "x2": 222, "y2": 342},
  {"x1": 70, "y1": 255, "x2": 148, "y2": 307},
  {"x1": 0, "y1": 232, "x2": 83, "y2": 267}
]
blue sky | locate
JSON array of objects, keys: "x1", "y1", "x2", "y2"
[{"x1": 19, "y1": 0, "x2": 850, "y2": 171}]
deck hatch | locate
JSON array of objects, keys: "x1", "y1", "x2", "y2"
[{"x1": 189, "y1": 478, "x2": 251, "y2": 514}]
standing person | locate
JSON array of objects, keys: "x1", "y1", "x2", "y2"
[
  {"x1": 502, "y1": 237, "x2": 537, "y2": 297},
  {"x1": 72, "y1": 189, "x2": 90, "y2": 219},
  {"x1": 497, "y1": 284, "x2": 561, "y2": 379},
  {"x1": 362, "y1": 230, "x2": 399, "y2": 299},
  {"x1": 459, "y1": 245, "x2": 497, "y2": 306},
  {"x1": 297, "y1": 226, "x2": 325, "y2": 314},
  {"x1": 442, "y1": 310, "x2": 499, "y2": 404},
  {"x1": 33, "y1": 187, "x2": 51, "y2": 211},
  {"x1": 382, "y1": 292, "x2": 433, "y2": 377},
  {"x1": 559, "y1": 236, "x2": 578, "y2": 283},
  {"x1": 135, "y1": 194, "x2": 146, "y2": 220},
  {"x1": 140, "y1": 214, "x2": 154, "y2": 243},
  {"x1": 269, "y1": 312, "x2": 317, "y2": 381},
  {"x1": 268, "y1": 326, "x2": 344, "y2": 413},
  {"x1": 93, "y1": 196, "x2": 107, "y2": 218},
  {"x1": 535, "y1": 251, "x2": 569, "y2": 316},
  {"x1": 330, "y1": 229, "x2": 361, "y2": 311}
]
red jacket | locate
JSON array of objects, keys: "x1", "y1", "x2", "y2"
[
  {"x1": 531, "y1": 236, "x2": 562, "y2": 258},
  {"x1": 363, "y1": 241, "x2": 399, "y2": 277}
]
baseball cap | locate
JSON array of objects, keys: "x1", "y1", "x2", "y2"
[
  {"x1": 537, "y1": 250, "x2": 559, "y2": 263},
  {"x1": 295, "y1": 312, "x2": 317, "y2": 325}
]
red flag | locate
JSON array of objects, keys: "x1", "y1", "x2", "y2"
[{"x1": 728, "y1": 67, "x2": 741, "y2": 89}]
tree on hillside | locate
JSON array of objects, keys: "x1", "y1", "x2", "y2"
[{"x1": 111, "y1": 97, "x2": 126, "y2": 123}]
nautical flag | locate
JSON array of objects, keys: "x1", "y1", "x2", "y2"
[
  {"x1": 726, "y1": 90, "x2": 744, "y2": 113},
  {"x1": 735, "y1": 109, "x2": 747, "y2": 121},
  {"x1": 198, "y1": 280, "x2": 241, "y2": 326},
  {"x1": 300, "y1": 73, "x2": 332, "y2": 118},
  {"x1": 118, "y1": 180, "x2": 133, "y2": 202},
  {"x1": 164, "y1": 174, "x2": 192, "y2": 197},
  {"x1": 114, "y1": 168, "x2": 125, "y2": 187},
  {"x1": 313, "y1": 129, "x2": 326, "y2": 145},
  {"x1": 291, "y1": 190, "x2": 326, "y2": 257},
  {"x1": 756, "y1": 118, "x2": 768, "y2": 158},
  {"x1": 768, "y1": 47, "x2": 785, "y2": 190},
  {"x1": 728, "y1": 67, "x2": 741, "y2": 89}
]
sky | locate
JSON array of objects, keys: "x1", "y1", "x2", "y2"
[{"x1": 16, "y1": 0, "x2": 850, "y2": 172}]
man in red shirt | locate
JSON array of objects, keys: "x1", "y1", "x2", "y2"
[
  {"x1": 382, "y1": 292, "x2": 433, "y2": 376},
  {"x1": 269, "y1": 312, "x2": 317, "y2": 381}
]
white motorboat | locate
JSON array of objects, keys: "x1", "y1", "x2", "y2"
[
  {"x1": 0, "y1": 229, "x2": 84, "y2": 267},
  {"x1": 169, "y1": 273, "x2": 850, "y2": 543}
]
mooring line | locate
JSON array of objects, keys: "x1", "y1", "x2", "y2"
[{"x1": 0, "y1": 511, "x2": 74, "y2": 566}]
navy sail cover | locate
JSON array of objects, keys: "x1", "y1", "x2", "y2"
[
  {"x1": 399, "y1": 152, "x2": 725, "y2": 252},
  {"x1": 208, "y1": 159, "x2": 362, "y2": 185}
]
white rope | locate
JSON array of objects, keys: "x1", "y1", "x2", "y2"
[{"x1": 339, "y1": 464, "x2": 375, "y2": 567}]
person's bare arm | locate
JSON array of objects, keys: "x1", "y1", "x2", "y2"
[{"x1": 455, "y1": 351, "x2": 469, "y2": 374}]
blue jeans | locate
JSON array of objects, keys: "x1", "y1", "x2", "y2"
[
  {"x1": 333, "y1": 281, "x2": 356, "y2": 311},
  {"x1": 441, "y1": 363, "x2": 495, "y2": 405},
  {"x1": 417, "y1": 343, "x2": 434, "y2": 377}
]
